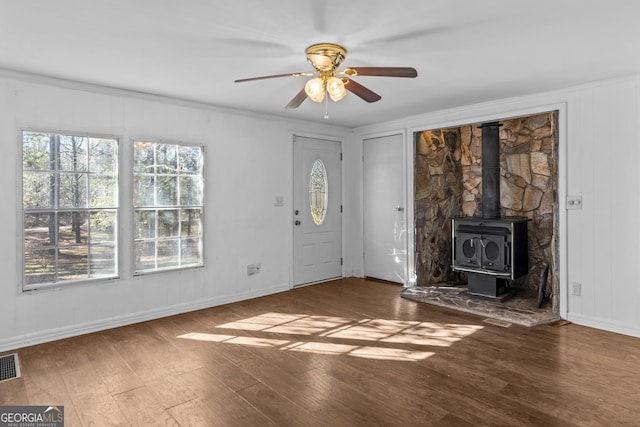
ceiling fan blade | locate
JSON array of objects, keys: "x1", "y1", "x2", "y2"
[
  {"x1": 235, "y1": 72, "x2": 313, "y2": 83},
  {"x1": 285, "y1": 88, "x2": 308, "y2": 109},
  {"x1": 343, "y1": 67, "x2": 417, "y2": 78},
  {"x1": 343, "y1": 79, "x2": 382, "y2": 103}
]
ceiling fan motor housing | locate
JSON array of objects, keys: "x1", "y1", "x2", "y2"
[{"x1": 305, "y1": 43, "x2": 347, "y2": 73}]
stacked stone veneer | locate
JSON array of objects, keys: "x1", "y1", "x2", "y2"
[{"x1": 415, "y1": 111, "x2": 559, "y2": 312}]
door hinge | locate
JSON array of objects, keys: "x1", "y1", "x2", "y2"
[
  {"x1": 340, "y1": 152, "x2": 343, "y2": 160},
  {"x1": 341, "y1": 205, "x2": 343, "y2": 213},
  {"x1": 341, "y1": 257, "x2": 343, "y2": 266}
]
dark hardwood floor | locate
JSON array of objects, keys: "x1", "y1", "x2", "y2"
[{"x1": 2, "y1": 278, "x2": 639, "y2": 426}]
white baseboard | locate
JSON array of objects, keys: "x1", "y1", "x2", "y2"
[
  {"x1": 567, "y1": 312, "x2": 640, "y2": 339},
  {"x1": 0, "y1": 283, "x2": 290, "y2": 353}
]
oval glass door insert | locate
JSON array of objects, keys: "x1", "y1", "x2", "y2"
[{"x1": 309, "y1": 159, "x2": 328, "y2": 225}]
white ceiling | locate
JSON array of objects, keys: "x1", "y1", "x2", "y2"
[{"x1": 2, "y1": 0, "x2": 640, "y2": 128}]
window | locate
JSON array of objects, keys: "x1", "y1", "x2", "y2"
[
  {"x1": 133, "y1": 140, "x2": 204, "y2": 274},
  {"x1": 22, "y1": 131, "x2": 119, "y2": 290},
  {"x1": 309, "y1": 159, "x2": 328, "y2": 225}
]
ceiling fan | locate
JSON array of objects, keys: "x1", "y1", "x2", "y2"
[{"x1": 234, "y1": 43, "x2": 417, "y2": 112}]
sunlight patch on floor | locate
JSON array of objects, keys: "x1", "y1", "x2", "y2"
[{"x1": 178, "y1": 312, "x2": 483, "y2": 362}]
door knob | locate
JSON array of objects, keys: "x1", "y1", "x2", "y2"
[
  {"x1": 396, "y1": 206, "x2": 404, "y2": 212},
  {"x1": 294, "y1": 220, "x2": 301, "y2": 226},
  {"x1": 294, "y1": 210, "x2": 299, "y2": 215}
]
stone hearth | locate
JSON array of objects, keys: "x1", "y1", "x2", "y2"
[{"x1": 401, "y1": 285, "x2": 560, "y2": 327}]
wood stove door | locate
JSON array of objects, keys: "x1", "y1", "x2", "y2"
[
  {"x1": 480, "y1": 235, "x2": 508, "y2": 272},
  {"x1": 455, "y1": 232, "x2": 481, "y2": 268}
]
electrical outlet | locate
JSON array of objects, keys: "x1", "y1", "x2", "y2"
[
  {"x1": 571, "y1": 282, "x2": 582, "y2": 296},
  {"x1": 247, "y1": 264, "x2": 256, "y2": 276}
]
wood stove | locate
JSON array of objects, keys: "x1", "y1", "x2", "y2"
[
  {"x1": 450, "y1": 121, "x2": 529, "y2": 300},
  {"x1": 452, "y1": 216, "x2": 528, "y2": 299}
]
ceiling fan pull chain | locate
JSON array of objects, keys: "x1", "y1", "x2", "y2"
[{"x1": 324, "y1": 93, "x2": 329, "y2": 119}]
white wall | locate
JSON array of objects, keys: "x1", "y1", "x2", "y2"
[
  {"x1": 348, "y1": 75, "x2": 640, "y2": 338},
  {"x1": 0, "y1": 75, "x2": 350, "y2": 351}
]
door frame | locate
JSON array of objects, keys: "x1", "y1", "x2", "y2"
[
  {"x1": 360, "y1": 129, "x2": 412, "y2": 286},
  {"x1": 289, "y1": 131, "x2": 345, "y2": 289}
]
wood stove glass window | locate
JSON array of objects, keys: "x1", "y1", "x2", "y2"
[
  {"x1": 480, "y1": 234, "x2": 508, "y2": 272},
  {"x1": 455, "y1": 232, "x2": 481, "y2": 268}
]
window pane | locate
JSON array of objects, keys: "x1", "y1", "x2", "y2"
[
  {"x1": 134, "y1": 210, "x2": 156, "y2": 239},
  {"x1": 89, "y1": 139, "x2": 117, "y2": 173},
  {"x1": 59, "y1": 173, "x2": 88, "y2": 208},
  {"x1": 134, "y1": 175, "x2": 155, "y2": 206},
  {"x1": 24, "y1": 249, "x2": 56, "y2": 285},
  {"x1": 24, "y1": 213, "x2": 55, "y2": 248},
  {"x1": 309, "y1": 159, "x2": 328, "y2": 225},
  {"x1": 157, "y1": 239, "x2": 179, "y2": 269},
  {"x1": 58, "y1": 212, "x2": 88, "y2": 245},
  {"x1": 91, "y1": 211, "x2": 117, "y2": 243},
  {"x1": 22, "y1": 131, "x2": 118, "y2": 288},
  {"x1": 181, "y1": 238, "x2": 202, "y2": 266},
  {"x1": 157, "y1": 176, "x2": 178, "y2": 206},
  {"x1": 58, "y1": 246, "x2": 89, "y2": 281},
  {"x1": 179, "y1": 145, "x2": 203, "y2": 174},
  {"x1": 156, "y1": 144, "x2": 177, "y2": 174},
  {"x1": 158, "y1": 210, "x2": 179, "y2": 238},
  {"x1": 135, "y1": 241, "x2": 156, "y2": 271},
  {"x1": 23, "y1": 132, "x2": 52, "y2": 171},
  {"x1": 133, "y1": 141, "x2": 155, "y2": 174},
  {"x1": 23, "y1": 172, "x2": 54, "y2": 209},
  {"x1": 180, "y1": 209, "x2": 202, "y2": 237},
  {"x1": 89, "y1": 175, "x2": 117, "y2": 207},
  {"x1": 59, "y1": 135, "x2": 88, "y2": 172},
  {"x1": 179, "y1": 175, "x2": 203, "y2": 206},
  {"x1": 133, "y1": 140, "x2": 203, "y2": 274},
  {"x1": 90, "y1": 246, "x2": 116, "y2": 278}
]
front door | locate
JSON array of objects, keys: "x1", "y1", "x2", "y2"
[
  {"x1": 293, "y1": 136, "x2": 342, "y2": 287},
  {"x1": 363, "y1": 134, "x2": 406, "y2": 284}
]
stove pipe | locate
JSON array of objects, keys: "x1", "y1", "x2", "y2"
[{"x1": 479, "y1": 122, "x2": 502, "y2": 219}]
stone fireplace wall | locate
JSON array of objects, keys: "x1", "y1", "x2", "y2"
[{"x1": 415, "y1": 111, "x2": 559, "y2": 312}]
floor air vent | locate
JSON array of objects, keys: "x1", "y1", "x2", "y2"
[{"x1": 0, "y1": 353, "x2": 20, "y2": 382}]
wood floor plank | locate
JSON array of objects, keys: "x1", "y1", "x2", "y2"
[
  {"x1": 80, "y1": 333, "x2": 144, "y2": 395},
  {"x1": 2, "y1": 278, "x2": 640, "y2": 426},
  {"x1": 167, "y1": 398, "x2": 216, "y2": 427},
  {"x1": 144, "y1": 374, "x2": 199, "y2": 409},
  {"x1": 112, "y1": 386, "x2": 179, "y2": 426},
  {"x1": 237, "y1": 382, "x2": 325, "y2": 427},
  {"x1": 236, "y1": 355, "x2": 377, "y2": 426},
  {"x1": 59, "y1": 349, "x2": 130, "y2": 426},
  {"x1": 0, "y1": 377, "x2": 27, "y2": 404},
  {"x1": 179, "y1": 368, "x2": 278, "y2": 427},
  {"x1": 17, "y1": 347, "x2": 83, "y2": 426}
]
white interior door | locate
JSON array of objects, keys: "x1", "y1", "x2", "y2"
[
  {"x1": 293, "y1": 136, "x2": 342, "y2": 287},
  {"x1": 363, "y1": 134, "x2": 406, "y2": 284}
]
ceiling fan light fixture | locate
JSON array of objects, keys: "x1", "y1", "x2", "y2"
[
  {"x1": 305, "y1": 77, "x2": 326, "y2": 103},
  {"x1": 327, "y1": 76, "x2": 346, "y2": 102}
]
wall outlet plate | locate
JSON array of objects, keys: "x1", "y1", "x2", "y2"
[
  {"x1": 247, "y1": 264, "x2": 256, "y2": 276},
  {"x1": 571, "y1": 282, "x2": 582, "y2": 296}
]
